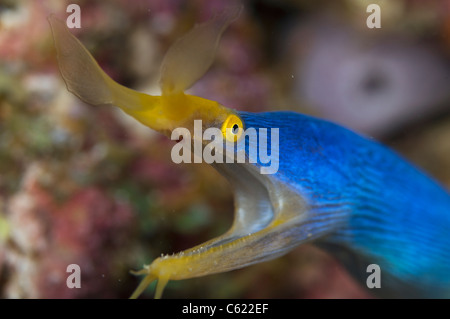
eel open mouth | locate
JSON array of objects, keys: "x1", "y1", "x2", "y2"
[{"x1": 130, "y1": 162, "x2": 309, "y2": 298}]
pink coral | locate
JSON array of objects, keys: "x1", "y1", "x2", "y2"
[{"x1": 3, "y1": 164, "x2": 135, "y2": 298}]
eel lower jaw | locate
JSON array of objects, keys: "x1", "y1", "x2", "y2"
[
  {"x1": 130, "y1": 163, "x2": 310, "y2": 299},
  {"x1": 130, "y1": 220, "x2": 290, "y2": 299}
]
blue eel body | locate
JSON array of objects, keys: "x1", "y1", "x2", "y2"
[{"x1": 239, "y1": 111, "x2": 450, "y2": 298}]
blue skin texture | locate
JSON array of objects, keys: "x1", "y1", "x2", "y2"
[{"x1": 239, "y1": 111, "x2": 450, "y2": 298}]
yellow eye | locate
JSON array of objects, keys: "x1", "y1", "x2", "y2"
[{"x1": 221, "y1": 114, "x2": 244, "y2": 142}]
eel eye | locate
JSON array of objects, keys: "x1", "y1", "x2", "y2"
[{"x1": 221, "y1": 114, "x2": 244, "y2": 143}]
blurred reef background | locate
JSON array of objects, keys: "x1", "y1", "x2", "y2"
[{"x1": 0, "y1": 0, "x2": 450, "y2": 298}]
